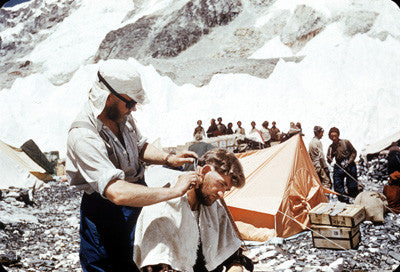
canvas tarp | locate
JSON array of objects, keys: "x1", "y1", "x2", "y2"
[
  {"x1": 361, "y1": 130, "x2": 400, "y2": 158},
  {"x1": 225, "y1": 134, "x2": 327, "y2": 238},
  {"x1": 0, "y1": 139, "x2": 52, "y2": 189}
]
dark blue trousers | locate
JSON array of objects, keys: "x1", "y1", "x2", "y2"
[
  {"x1": 79, "y1": 192, "x2": 142, "y2": 272},
  {"x1": 333, "y1": 163, "x2": 359, "y2": 203}
]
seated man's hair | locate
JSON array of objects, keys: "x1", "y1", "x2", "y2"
[{"x1": 198, "y1": 149, "x2": 245, "y2": 188}]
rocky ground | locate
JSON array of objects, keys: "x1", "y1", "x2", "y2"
[
  {"x1": 0, "y1": 157, "x2": 399, "y2": 271},
  {"x1": 0, "y1": 180, "x2": 82, "y2": 271}
]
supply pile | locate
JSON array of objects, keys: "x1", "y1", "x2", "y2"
[{"x1": 358, "y1": 154, "x2": 389, "y2": 190}]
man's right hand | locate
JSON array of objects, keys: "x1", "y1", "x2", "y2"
[{"x1": 173, "y1": 172, "x2": 200, "y2": 196}]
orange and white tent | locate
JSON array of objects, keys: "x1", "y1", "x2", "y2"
[{"x1": 225, "y1": 134, "x2": 327, "y2": 238}]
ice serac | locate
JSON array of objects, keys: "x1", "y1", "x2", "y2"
[
  {"x1": 95, "y1": 0, "x2": 243, "y2": 61},
  {"x1": 280, "y1": 5, "x2": 326, "y2": 52},
  {"x1": 0, "y1": 0, "x2": 78, "y2": 89}
]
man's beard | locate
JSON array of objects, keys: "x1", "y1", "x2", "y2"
[
  {"x1": 105, "y1": 101, "x2": 124, "y2": 122},
  {"x1": 195, "y1": 185, "x2": 215, "y2": 206}
]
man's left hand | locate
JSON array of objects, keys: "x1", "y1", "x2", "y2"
[{"x1": 166, "y1": 151, "x2": 198, "y2": 167}]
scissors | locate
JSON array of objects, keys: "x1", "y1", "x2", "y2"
[
  {"x1": 189, "y1": 158, "x2": 198, "y2": 189},
  {"x1": 193, "y1": 157, "x2": 198, "y2": 171}
]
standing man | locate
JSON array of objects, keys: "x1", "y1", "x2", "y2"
[
  {"x1": 309, "y1": 126, "x2": 331, "y2": 189},
  {"x1": 66, "y1": 60, "x2": 198, "y2": 272},
  {"x1": 327, "y1": 127, "x2": 359, "y2": 203}
]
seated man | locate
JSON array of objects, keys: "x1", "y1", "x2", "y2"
[
  {"x1": 207, "y1": 118, "x2": 220, "y2": 138},
  {"x1": 193, "y1": 120, "x2": 206, "y2": 140},
  {"x1": 235, "y1": 121, "x2": 245, "y2": 136},
  {"x1": 134, "y1": 149, "x2": 253, "y2": 272},
  {"x1": 260, "y1": 121, "x2": 271, "y2": 148},
  {"x1": 269, "y1": 121, "x2": 280, "y2": 141}
]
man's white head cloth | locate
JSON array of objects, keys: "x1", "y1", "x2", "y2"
[{"x1": 98, "y1": 59, "x2": 148, "y2": 104}]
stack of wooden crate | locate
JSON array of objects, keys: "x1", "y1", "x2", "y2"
[{"x1": 308, "y1": 202, "x2": 366, "y2": 249}]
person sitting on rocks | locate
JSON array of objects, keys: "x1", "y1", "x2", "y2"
[
  {"x1": 226, "y1": 122, "x2": 234, "y2": 135},
  {"x1": 287, "y1": 122, "x2": 301, "y2": 137},
  {"x1": 260, "y1": 121, "x2": 271, "y2": 148},
  {"x1": 217, "y1": 117, "x2": 227, "y2": 135},
  {"x1": 193, "y1": 120, "x2": 206, "y2": 140},
  {"x1": 235, "y1": 121, "x2": 245, "y2": 135},
  {"x1": 296, "y1": 122, "x2": 305, "y2": 136},
  {"x1": 134, "y1": 149, "x2": 253, "y2": 272},
  {"x1": 249, "y1": 121, "x2": 258, "y2": 135},
  {"x1": 269, "y1": 121, "x2": 280, "y2": 141},
  {"x1": 327, "y1": 127, "x2": 359, "y2": 203},
  {"x1": 207, "y1": 118, "x2": 220, "y2": 138},
  {"x1": 280, "y1": 122, "x2": 300, "y2": 142},
  {"x1": 383, "y1": 144, "x2": 400, "y2": 214}
]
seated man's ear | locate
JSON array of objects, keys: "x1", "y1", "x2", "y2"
[{"x1": 200, "y1": 165, "x2": 213, "y2": 176}]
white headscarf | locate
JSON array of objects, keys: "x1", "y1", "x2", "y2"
[{"x1": 88, "y1": 59, "x2": 149, "y2": 119}]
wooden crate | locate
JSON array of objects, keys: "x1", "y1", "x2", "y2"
[
  {"x1": 312, "y1": 225, "x2": 361, "y2": 250},
  {"x1": 309, "y1": 202, "x2": 365, "y2": 227}
]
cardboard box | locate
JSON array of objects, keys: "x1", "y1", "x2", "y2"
[
  {"x1": 311, "y1": 225, "x2": 361, "y2": 250},
  {"x1": 309, "y1": 202, "x2": 365, "y2": 227}
]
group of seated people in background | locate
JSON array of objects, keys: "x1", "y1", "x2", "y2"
[{"x1": 193, "y1": 118, "x2": 303, "y2": 147}]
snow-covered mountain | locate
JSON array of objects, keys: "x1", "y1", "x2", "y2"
[{"x1": 0, "y1": 0, "x2": 399, "y2": 159}]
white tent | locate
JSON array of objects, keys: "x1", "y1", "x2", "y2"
[
  {"x1": 0, "y1": 139, "x2": 50, "y2": 189},
  {"x1": 361, "y1": 130, "x2": 400, "y2": 159}
]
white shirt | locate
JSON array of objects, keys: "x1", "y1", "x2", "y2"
[{"x1": 66, "y1": 83, "x2": 147, "y2": 196}]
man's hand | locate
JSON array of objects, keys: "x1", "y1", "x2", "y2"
[
  {"x1": 173, "y1": 172, "x2": 200, "y2": 196},
  {"x1": 324, "y1": 167, "x2": 330, "y2": 174},
  {"x1": 341, "y1": 159, "x2": 349, "y2": 169},
  {"x1": 166, "y1": 150, "x2": 198, "y2": 167}
]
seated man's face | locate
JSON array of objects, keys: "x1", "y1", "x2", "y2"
[{"x1": 195, "y1": 166, "x2": 232, "y2": 206}]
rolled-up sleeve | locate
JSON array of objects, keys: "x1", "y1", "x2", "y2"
[{"x1": 68, "y1": 129, "x2": 125, "y2": 196}]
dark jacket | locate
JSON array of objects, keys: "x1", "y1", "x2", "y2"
[
  {"x1": 327, "y1": 139, "x2": 357, "y2": 164},
  {"x1": 206, "y1": 124, "x2": 219, "y2": 138},
  {"x1": 388, "y1": 150, "x2": 400, "y2": 175}
]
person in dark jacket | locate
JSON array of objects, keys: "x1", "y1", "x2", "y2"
[
  {"x1": 387, "y1": 144, "x2": 400, "y2": 181},
  {"x1": 383, "y1": 144, "x2": 400, "y2": 214},
  {"x1": 217, "y1": 117, "x2": 227, "y2": 135},
  {"x1": 226, "y1": 122, "x2": 234, "y2": 135},
  {"x1": 207, "y1": 119, "x2": 219, "y2": 138},
  {"x1": 269, "y1": 121, "x2": 280, "y2": 141},
  {"x1": 327, "y1": 127, "x2": 359, "y2": 203}
]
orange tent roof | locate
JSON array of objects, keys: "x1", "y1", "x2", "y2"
[{"x1": 225, "y1": 134, "x2": 327, "y2": 238}]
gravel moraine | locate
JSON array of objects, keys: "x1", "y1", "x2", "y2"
[
  {"x1": 1, "y1": 159, "x2": 400, "y2": 271},
  {"x1": 0, "y1": 181, "x2": 82, "y2": 271}
]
